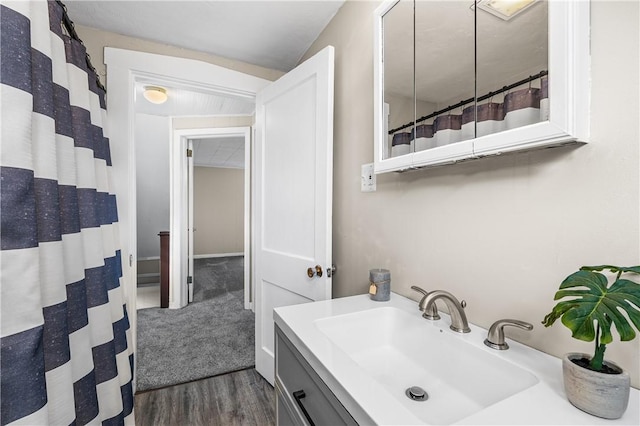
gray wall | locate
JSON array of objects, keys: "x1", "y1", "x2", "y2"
[{"x1": 194, "y1": 166, "x2": 244, "y2": 255}]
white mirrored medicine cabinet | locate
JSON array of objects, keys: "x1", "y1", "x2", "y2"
[{"x1": 373, "y1": 0, "x2": 590, "y2": 174}]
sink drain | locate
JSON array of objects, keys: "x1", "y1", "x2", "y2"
[{"x1": 405, "y1": 386, "x2": 428, "y2": 401}]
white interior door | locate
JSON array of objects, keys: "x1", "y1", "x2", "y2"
[
  {"x1": 187, "y1": 140, "x2": 194, "y2": 303},
  {"x1": 254, "y1": 46, "x2": 334, "y2": 384}
]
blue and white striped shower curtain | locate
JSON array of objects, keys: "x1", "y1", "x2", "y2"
[{"x1": 1, "y1": 1, "x2": 134, "y2": 424}]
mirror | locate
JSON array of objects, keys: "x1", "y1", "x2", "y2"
[
  {"x1": 476, "y1": 0, "x2": 548, "y2": 138},
  {"x1": 374, "y1": 0, "x2": 588, "y2": 173},
  {"x1": 383, "y1": 0, "x2": 415, "y2": 160},
  {"x1": 414, "y1": 0, "x2": 475, "y2": 152}
]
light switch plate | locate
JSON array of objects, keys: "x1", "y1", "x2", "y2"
[{"x1": 361, "y1": 163, "x2": 376, "y2": 192}]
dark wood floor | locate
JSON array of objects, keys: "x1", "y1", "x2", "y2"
[{"x1": 134, "y1": 368, "x2": 276, "y2": 426}]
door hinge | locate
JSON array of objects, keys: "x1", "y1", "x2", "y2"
[
  {"x1": 186, "y1": 149, "x2": 193, "y2": 158},
  {"x1": 187, "y1": 276, "x2": 193, "y2": 284},
  {"x1": 327, "y1": 264, "x2": 337, "y2": 278}
]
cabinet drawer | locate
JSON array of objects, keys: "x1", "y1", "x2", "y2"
[
  {"x1": 276, "y1": 384, "x2": 299, "y2": 426},
  {"x1": 276, "y1": 327, "x2": 357, "y2": 426}
]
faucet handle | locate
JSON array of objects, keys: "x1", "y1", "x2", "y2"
[
  {"x1": 484, "y1": 319, "x2": 533, "y2": 350},
  {"x1": 411, "y1": 285, "x2": 427, "y2": 298},
  {"x1": 410, "y1": 286, "x2": 440, "y2": 320}
]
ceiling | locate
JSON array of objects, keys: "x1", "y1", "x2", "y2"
[
  {"x1": 191, "y1": 137, "x2": 246, "y2": 169},
  {"x1": 134, "y1": 81, "x2": 256, "y2": 117},
  {"x1": 65, "y1": 0, "x2": 345, "y2": 73}
]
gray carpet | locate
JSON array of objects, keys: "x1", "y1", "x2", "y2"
[{"x1": 136, "y1": 257, "x2": 254, "y2": 392}]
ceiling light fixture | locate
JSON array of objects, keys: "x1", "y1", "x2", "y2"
[
  {"x1": 476, "y1": 0, "x2": 539, "y2": 21},
  {"x1": 143, "y1": 86, "x2": 168, "y2": 104}
]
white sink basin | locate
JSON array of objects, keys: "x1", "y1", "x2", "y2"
[{"x1": 315, "y1": 306, "x2": 539, "y2": 425}]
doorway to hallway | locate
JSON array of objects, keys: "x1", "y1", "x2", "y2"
[{"x1": 135, "y1": 255, "x2": 253, "y2": 391}]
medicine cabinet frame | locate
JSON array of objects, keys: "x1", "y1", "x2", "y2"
[{"x1": 373, "y1": 0, "x2": 590, "y2": 174}]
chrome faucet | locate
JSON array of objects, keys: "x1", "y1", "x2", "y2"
[
  {"x1": 421, "y1": 290, "x2": 470, "y2": 333},
  {"x1": 484, "y1": 319, "x2": 533, "y2": 350},
  {"x1": 410, "y1": 286, "x2": 440, "y2": 320}
]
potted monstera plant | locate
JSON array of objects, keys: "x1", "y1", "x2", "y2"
[{"x1": 542, "y1": 265, "x2": 640, "y2": 419}]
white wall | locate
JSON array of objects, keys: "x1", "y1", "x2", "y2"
[
  {"x1": 302, "y1": 0, "x2": 640, "y2": 387},
  {"x1": 172, "y1": 116, "x2": 254, "y2": 131},
  {"x1": 135, "y1": 113, "x2": 170, "y2": 258}
]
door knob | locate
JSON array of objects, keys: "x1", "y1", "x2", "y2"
[{"x1": 307, "y1": 265, "x2": 323, "y2": 278}]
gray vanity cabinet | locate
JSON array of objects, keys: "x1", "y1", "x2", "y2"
[{"x1": 275, "y1": 326, "x2": 357, "y2": 426}]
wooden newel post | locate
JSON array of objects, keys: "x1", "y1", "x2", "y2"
[{"x1": 158, "y1": 231, "x2": 170, "y2": 308}]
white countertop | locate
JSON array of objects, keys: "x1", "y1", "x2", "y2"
[{"x1": 274, "y1": 292, "x2": 640, "y2": 425}]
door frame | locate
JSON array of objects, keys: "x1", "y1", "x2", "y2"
[
  {"x1": 104, "y1": 48, "x2": 269, "y2": 377},
  {"x1": 171, "y1": 126, "x2": 253, "y2": 309}
]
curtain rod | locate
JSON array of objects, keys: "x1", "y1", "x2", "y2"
[
  {"x1": 56, "y1": 0, "x2": 106, "y2": 93},
  {"x1": 389, "y1": 70, "x2": 548, "y2": 134}
]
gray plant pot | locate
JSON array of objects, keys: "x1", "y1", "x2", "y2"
[{"x1": 562, "y1": 352, "x2": 630, "y2": 419}]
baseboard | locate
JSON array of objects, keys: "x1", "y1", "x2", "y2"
[
  {"x1": 139, "y1": 254, "x2": 242, "y2": 261},
  {"x1": 194, "y1": 252, "x2": 243, "y2": 259},
  {"x1": 137, "y1": 273, "x2": 160, "y2": 279},
  {"x1": 137, "y1": 272, "x2": 160, "y2": 286}
]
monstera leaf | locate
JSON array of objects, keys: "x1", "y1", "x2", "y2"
[{"x1": 542, "y1": 265, "x2": 640, "y2": 371}]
